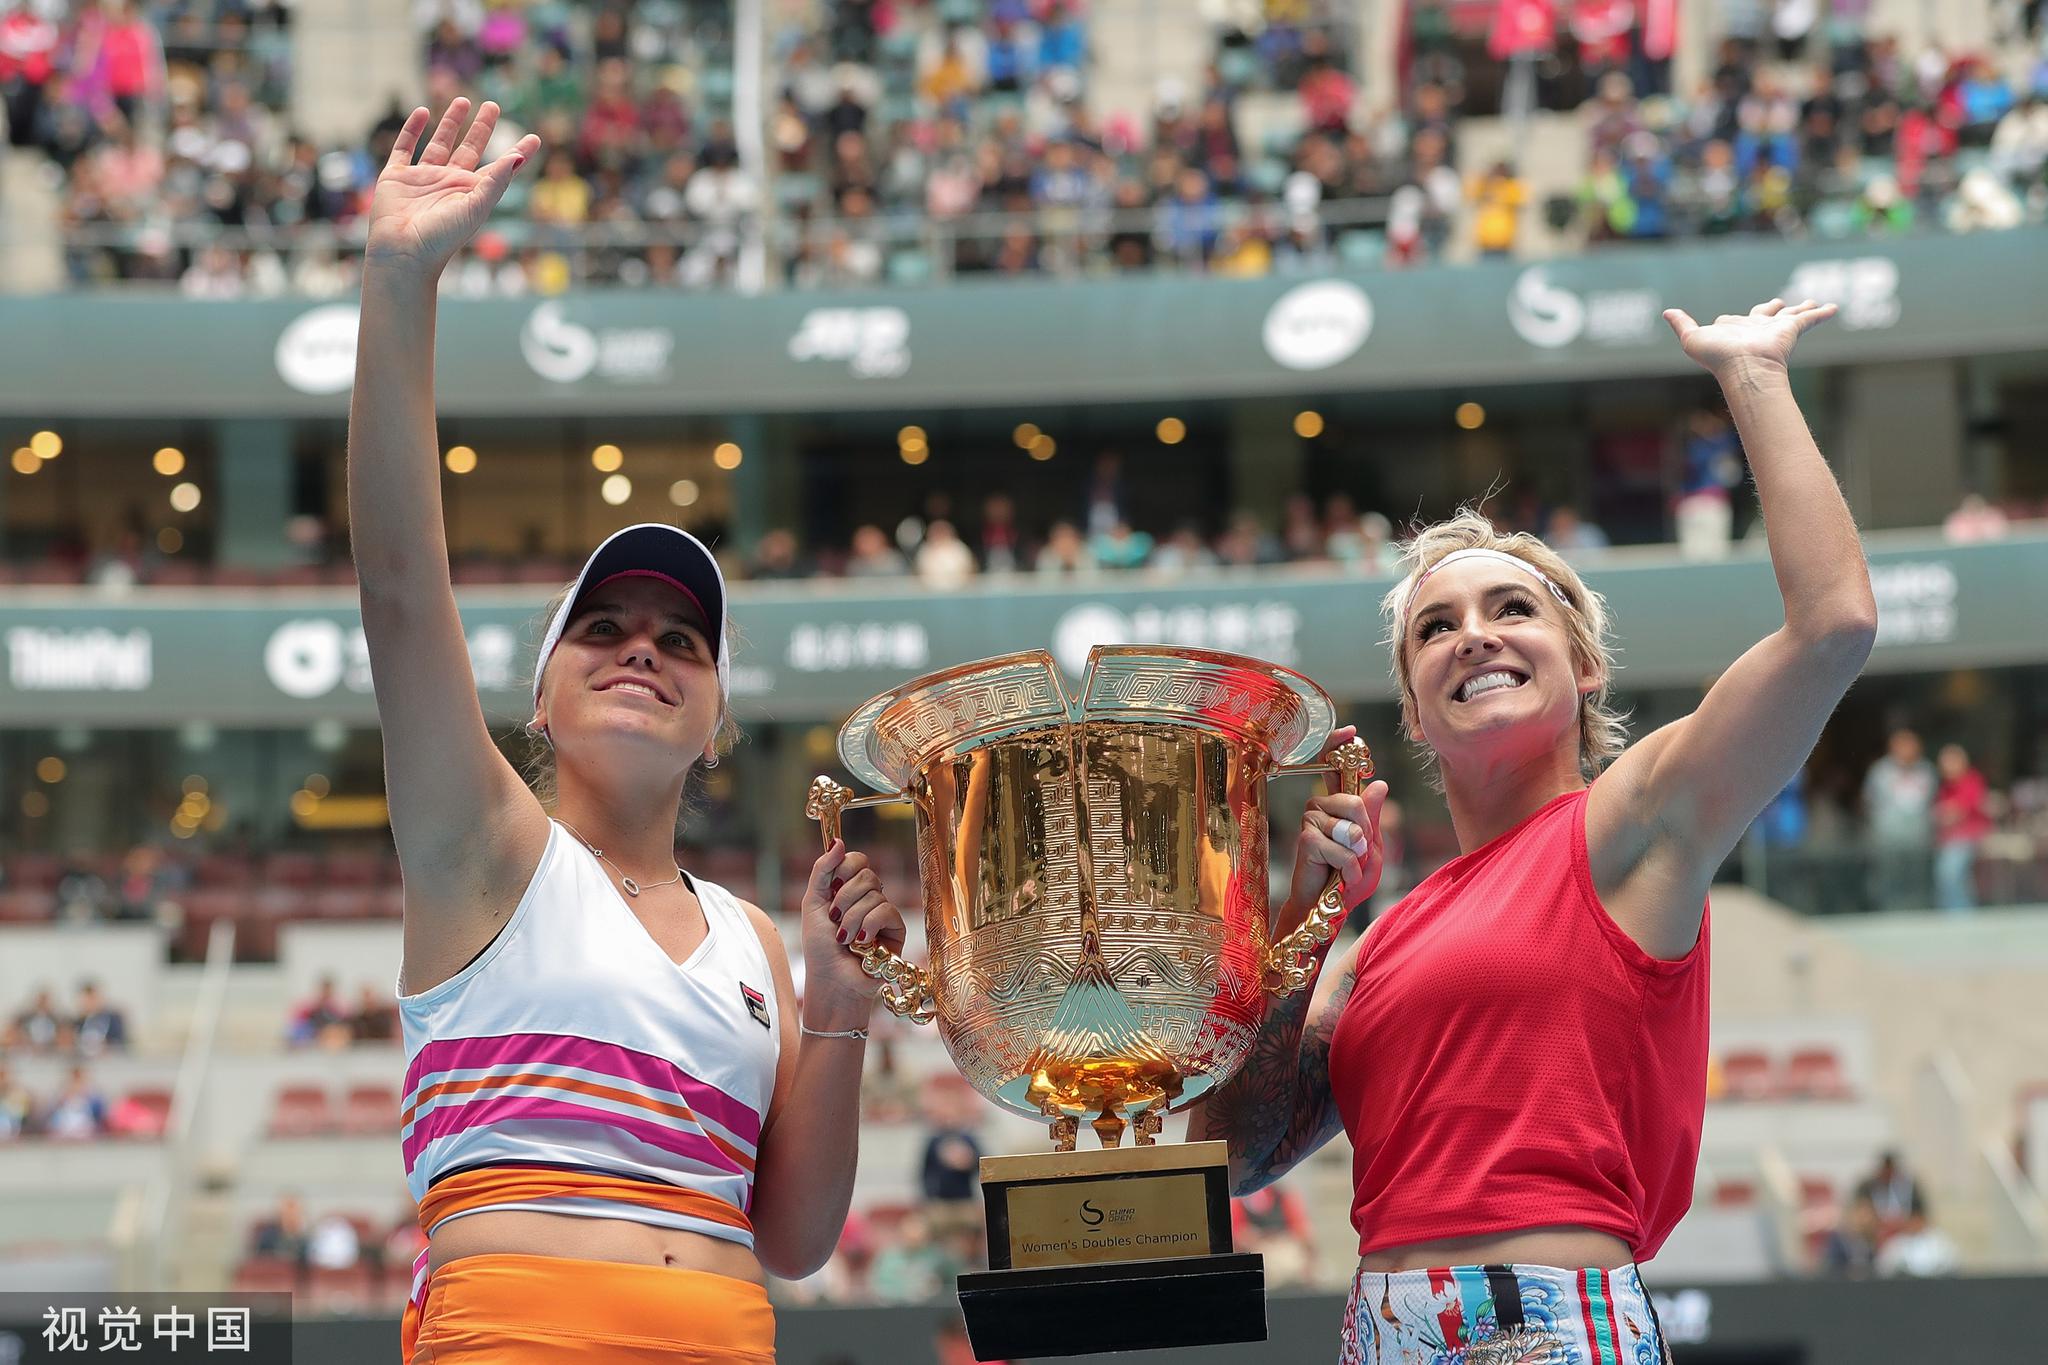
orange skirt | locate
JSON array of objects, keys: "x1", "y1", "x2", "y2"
[{"x1": 407, "y1": 1253, "x2": 775, "y2": 1364}]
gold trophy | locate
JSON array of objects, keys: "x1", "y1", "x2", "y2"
[{"x1": 807, "y1": 646, "x2": 1371, "y2": 1359}]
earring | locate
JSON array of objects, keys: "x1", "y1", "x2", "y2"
[{"x1": 703, "y1": 753, "x2": 720, "y2": 769}]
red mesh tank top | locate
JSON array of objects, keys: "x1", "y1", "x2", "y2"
[{"x1": 1329, "y1": 788, "x2": 1708, "y2": 1260}]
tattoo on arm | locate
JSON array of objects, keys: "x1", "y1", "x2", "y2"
[{"x1": 1193, "y1": 964, "x2": 1357, "y2": 1196}]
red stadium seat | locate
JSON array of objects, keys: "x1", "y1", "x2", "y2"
[
  {"x1": 1784, "y1": 1047, "x2": 1854, "y2": 1101},
  {"x1": 1711, "y1": 1178, "x2": 1757, "y2": 1207},
  {"x1": 195, "y1": 854, "x2": 257, "y2": 887},
  {"x1": 342, "y1": 1086, "x2": 402, "y2": 1137},
  {"x1": 269, "y1": 1085, "x2": 336, "y2": 1138},
  {"x1": 124, "y1": 1087, "x2": 174, "y2": 1135},
  {"x1": 1719, "y1": 1049, "x2": 1778, "y2": 1101},
  {"x1": 262, "y1": 853, "x2": 323, "y2": 889},
  {"x1": 232, "y1": 1257, "x2": 301, "y2": 1295},
  {"x1": 324, "y1": 853, "x2": 385, "y2": 888},
  {"x1": 0, "y1": 888, "x2": 53, "y2": 922},
  {"x1": 307, "y1": 1262, "x2": 378, "y2": 1313},
  {"x1": 145, "y1": 561, "x2": 207, "y2": 586},
  {"x1": 7, "y1": 854, "x2": 65, "y2": 890}
]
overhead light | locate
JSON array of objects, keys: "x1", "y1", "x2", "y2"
[
  {"x1": 1293, "y1": 410, "x2": 1324, "y2": 439},
  {"x1": 1455, "y1": 401, "x2": 1486, "y2": 430},
  {"x1": 1029, "y1": 435, "x2": 1057, "y2": 461},
  {"x1": 713, "y1": 442, "x2": 743, "y2": 469},
  {"x1": 444, "y1": 445, "x2": 477, "y2": 474},
  {"x1": 898, "y1": 425, "x2": 927, "y2": 446},
  {"x1": 1156, "y1": 417, "x2": 1186, "y2": 445},
  {"x1": 304, "y1": 774, "x2": 331, "y2": 798},
  {"x1": 182, "y1": 775, "x2": 209, "y2": 795},
  {"x1": 170, "y1": 482, "x2": 202, "y2": 512},
  {"x1": 1012, "y1": 423, "x2": 1040, "y2": 448},
  {"x1": 153, "y1": 447, "x2": 185, "y2": 476},
  {"x1": 29, "y1": 430, "x2": 61, "y2": 460},
  {"x1": 591, "y1": 444, "x2": 624, "y2": 472},
  {"x1": 901, "y1": 443, "x2": 929, "y2": 466},
  {"x1": 21, "y1": 791, "x2": 49, "y2": 819},
  {"x1": 601, "y1": 474, "x2": 632, "y2": 505},
  {"x1": 309, "y1": 719, "x2": 348, "y2": 752},
  {"x1": 36, "y1": 756, "x2": 66, "y2": 784},
  {"x1": 11, "y1": 448, "x2": 39, "y2": 475},
  {"x1": 157, "y1": 527, "x2": 184, "y2": 554},
  {"x1": 669, "y1": 479, "x2": 700, "y2": 507},
  {"x1": 178, "y1": 722, "x2": 217, "y2": 751}
]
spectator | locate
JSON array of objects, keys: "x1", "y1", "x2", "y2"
[
  {"x1": 1943, "y1": 492, "x2": 2010, "y2": 543},
  {"x1": 1821, "y1": 1191, "x2": 1882, "y2": 1276},
  {"x1": 307, "y1": 1209, "x2": 363, "y2": 1270},
  {"x1": 288, "y1": 974, "x2": 353, "y2": 1050},
  {"x1": 43, "y1": 1065, "x2": 109, "y2": 1140},
  {"x1": 748, "y1": 529, "x2": 807, "y2": 581},
  {"x1": 7, "y1": 986, "x2": 66, "y2": 1051},
  {"x1": 1470, "y1": 160, "x2": 1526, "y2": 258},
  {"x1": 1854, "y1": 1149, "x2": 1926, "y2": 1232},
  {"x1": 352, "y1": 984, "x2": 399, "y2": 1044},
  {"x1": 55, "y1": 855, "x2": 111, "y2": 921},
  {"x1": 0, "y1": 1062, "x2": 34, "y2": 1139},
  {"x1": 978, "y1": 495, "x2": 1021, "y2": 574},
  {"x1": 1150, "y1": 523, "x2": 1218, "y2": 576},
  {"x1": 869, "y1": 1211, "x2": 954, "y2": 1304},
  {"x1": 1544, "y1": 506, "x2": 1612, "y2": 556},
  {"x1": 1875, "y1": 1207, "x2": 1959, "y2": 1277},
  {"x1": 1864, "y1": 730, "x2": 1937, "y2": 910},
  {"x1": 1676, "y1": 409, "x2": 1743, "y2": 560},
  {"x1": 1231, "y1": 1184, "x2": 1316, "y2": 1286},
  {"x1": 71, "y1": 980, "x2": 130, "y2": 1056},
  {"x1": 0, "y1": 2, "x2": 60, "y2": 152},
  {"x1": 914, "y1": 520, "x2": 978, "y2": 590},
  {"x1": 251, "y1": 1192, "x2": 310, "y2": 1265},
  {"x1": 1090, "y1": 521, "x2": 1154, "y2": 571},
  {"x1": 917, "y1": 1086, "x2": 983, "y2": 1240},
  {"x1": 1933, "y1": 744, "x2": 1993, "y2": 913},
  {"x1": 1034, "y1": 520, "x2": 1096, "y2": 577},
  {"x1": 846, "y1": 524, "x2": 910, "y2": 578}
]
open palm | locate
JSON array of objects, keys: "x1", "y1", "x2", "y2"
[
  {"x1": 367, "y1": 99, "x2": 542, "y2": 273},
  {"x1": 1663, "y1": 297, "x2": 1837, "y2": 375}
]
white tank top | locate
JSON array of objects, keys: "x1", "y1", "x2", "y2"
[{"x1": 396, "y1": 820, "x2": 781, "y2": 1246}]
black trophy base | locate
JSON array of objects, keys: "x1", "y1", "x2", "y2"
[{"x1": 956, "y1": 1252, "x2": 1266, "y2": 1361}]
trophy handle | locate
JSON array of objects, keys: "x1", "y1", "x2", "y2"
[
  {"x1": 805, "y1": 776, "x2": 938, "y2": 1025},
  {"x1": 1262, "y1": 737, "x2": 1374, "y2": 997}
]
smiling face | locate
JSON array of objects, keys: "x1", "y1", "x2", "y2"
[
  {"x1": 1399, "y1": 556, "x2": 1601, "y2": 778},
  {"x1": 534, "y1": 575, "x2": 724, "y2": 774}
]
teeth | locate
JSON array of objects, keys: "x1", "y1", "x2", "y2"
[
  {"x1": 609, "y1": 683, "x2": 663, "y2": 701},
  {"x1": 1458, "y1": 671, "x2": 1523, "y2": 702}
]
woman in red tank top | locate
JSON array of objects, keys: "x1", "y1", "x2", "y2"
[{"x1": 1192, "y1": 298, "x2": 1877, "y2": 1364}]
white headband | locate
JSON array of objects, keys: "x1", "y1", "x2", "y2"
[{"x1": 1398, "y1": 547, "x2": 1574, "y2": 623}]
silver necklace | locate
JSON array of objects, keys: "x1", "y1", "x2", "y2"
[{"x1": 558, "y1": 819, "x2": 684, "y2": 898}]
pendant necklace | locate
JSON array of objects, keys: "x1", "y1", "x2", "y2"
[{"x1": 559, "y1": 820, "x2": 684, "y2": 898}]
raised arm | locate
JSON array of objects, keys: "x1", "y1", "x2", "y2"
[
  {"x1": 347, "y1": 100, "x2": 546, "y2": 992},
  {"x1": 1590, "y1": 298, "x2": 1878, "y2": 958},
  {"x1": 1189, "y1": 748, "x2": 1385, "y2": 1194}
]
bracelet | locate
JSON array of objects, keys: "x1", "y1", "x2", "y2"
[{"x1": 800, "y1": 1023, "x2": 869, "y2": 1040}]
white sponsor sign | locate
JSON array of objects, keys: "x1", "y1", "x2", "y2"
[
  {"x1": 787, "y1": 307, "x2": 911, "y2": 378},
  {"x1": 1870, "y1": 560, "x2": 1957, "y2": 646},
  {"x1": 1783, "y1": 256, "x2": 1900, "y2": 330},
  {"x1": 1261, "y1": 280, "x2": 1373, "y2": 370},
  {"x1": 520, "y1": 303, "x2": 675, "y2": 384},
  {"x1": 1052, "y1": 602, "x2": 1301, "y2": 678},
  {"x1": 1507, "y1": 268, "x2": 1660, "y2": 349},
  {"x1": 5, "y1": 627, "x2": 153, "y2": 691},
  {"x1": 786, "y1": 621, "x2": 929, "y2": 673},
  {"x1": 263, "y1": 620, "x2": 518, "y2": 698},
  {"x1": 274, "y1": 304, "x2": 361, "y2": 394}
]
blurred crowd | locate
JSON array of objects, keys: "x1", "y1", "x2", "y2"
[
  {"x1": 0, "y1": 1060, "x2": 161, "y2": 1140},
  {"x1": 3, "y1": 979, "x2": 131, "y2": 1055},
  {"x1": 1818, "y1": 1150, "x2": 1959, "y2": 1278},
  {"x1": 1758, "y1": 726, "x2": 2048, "y2": 915},
  {"x1": 3, "y1": 0, "x2": 2043, "y2": 291},
  {"x1": 285, "y1": 973, "x2": 398, "y2": 1049}
]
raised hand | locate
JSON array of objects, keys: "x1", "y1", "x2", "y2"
[
  {"x1": 1662, "y1": 297, "x2": 1838, "y2": 377},
  {"x1": 1286, "y1": 725, "x2": 1389, "y2": 915},
  {"x1": 366, "y1": 99, "x2": 542, "y2": 276}
]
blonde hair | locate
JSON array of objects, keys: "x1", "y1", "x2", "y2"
[
  {"x1": 520, "y1": 581, "x2": 742, "y2": 828},
  {"x1": 1378, "y1": 508, "x2": 1626, "y2": 784}
]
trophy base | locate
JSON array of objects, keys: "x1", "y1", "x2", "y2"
[{"x1": 957, "y1": 1252, "x2": 1267, "y2": 1360}]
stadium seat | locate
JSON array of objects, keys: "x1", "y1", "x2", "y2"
[
  {"x1": 323, "y1": 853, "x2": 387, "y2": 888},
  {"x1": 0, "y1": 888, "x2": 52, "y2": 922},
  {"x1": 1719, "y1": 1049, "x2": 1778, "y2": 1101},
  {"x1": 231, "y1": 1257, "x2": 301, "y2": 1295},
  {"x1": 8, "y1": 853, "x2": 65, "y2": 890},
  {"x1": 269, "y1": 1085, "x2": 336, "y2": 1138},
  {"x1": 263, "y1": 852, "x2": 323, "y2": 888},
  {"x1": 342, "y1": 1085, "x2": 402, "y2": 1137},
  {"x1": 1711, "y1": 1177, "x2": 1757, "y2": 1207},
  {"x1": 307, "y1": 1262, "x2": 379, "y2": 1313},
  {"x1": 195, "y1": 854, "x2": 257, "y2": 887},
  {"x1": 1784, "y1": 1047, "x2": 1854, "y2": 1100},
  {"x1": 125, "y1": 1087, "x2": 174, "y2": 1134}
]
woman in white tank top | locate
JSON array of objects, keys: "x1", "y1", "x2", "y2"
[{"x1": 348, "y1": 97, "x2": 906, "y2": 1364}]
